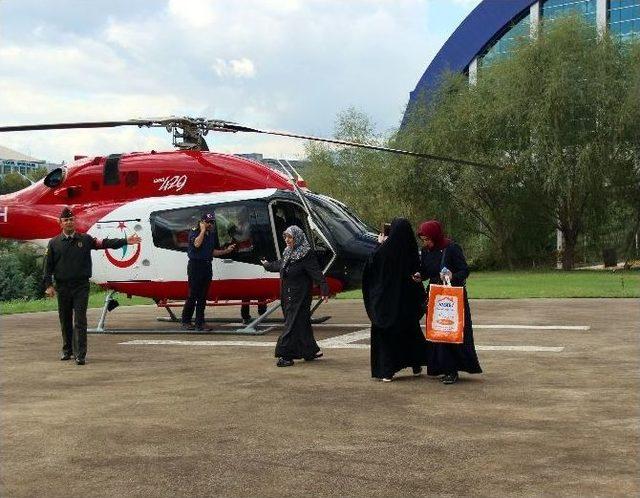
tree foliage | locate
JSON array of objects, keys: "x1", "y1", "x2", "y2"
[
  {"x1": 0, "y1": 240, "x2": 44, "y2": 301},
  {"x1": 400, "y1": 16, "x2": 640, "y2": 269},
  {"x1": 304, "y1": 108, "x2": 405, "y2": 228}
]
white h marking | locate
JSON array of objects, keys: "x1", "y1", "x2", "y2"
[{"x1": 0, "y1": 206, "x2": 7, "y2": 223}]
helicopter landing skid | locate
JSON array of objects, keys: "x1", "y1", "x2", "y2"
[
  {"x1": 157, "y1": 297, "x2": 331, "y2": 332},
  {"x1": 155, "y1": 316, "x2": 331, "y2": 324},
  {"x1": 88, "y1": 325, "x2": 274, "y2": 336}
]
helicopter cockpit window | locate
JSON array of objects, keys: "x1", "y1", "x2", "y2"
[
  {"x1": 43, "y1": 167, "x2": 66, "y2": 188},
  {"x1": 213, "y1": 202, "x2": 277, "y2": 264}
]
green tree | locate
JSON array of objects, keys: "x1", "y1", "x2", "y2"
[
  {"x1": 401, "y1": 16, "x2": 639, "y2": 269},
  {"x1": 304, "y1": 108, "x2": 402, "y2": 228},
  {"x1": 0, "y1": 172, "x2": 30, "y2": 194}
]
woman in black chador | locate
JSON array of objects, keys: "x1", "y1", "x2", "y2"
[
  {"x1": 413, "y1": 220, "x2": 482, "y2": 385},
  {"x1": 262, "y1": 225, "x2": 329, "y2": 367},
  {"x1": 362, "y1": 218, "x2": 428, "y2": 382}
]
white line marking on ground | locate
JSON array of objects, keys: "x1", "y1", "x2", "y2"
[
  {"x1": 474, "y1": 325, "x2": 589, "y2": 330},
  {"x1": 475, "y1": 345, "x2": 564, "y2": 352},
  {"x1": 318, "y1": 323, "x2": 589, "y2": 330},
  {"x1": 122, "y1": 340, "x2": 276, "y2": 347},
  {"x1": 120, "y1": 337, "x2": 564, "y2": 352}
]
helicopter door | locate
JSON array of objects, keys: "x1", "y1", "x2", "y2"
[
  {"x1": 269, "y1": 200, "x2": 335, "y2": 271},
  {"x1": 211, "y1": 200, "x2": 277, "y2": 269}
]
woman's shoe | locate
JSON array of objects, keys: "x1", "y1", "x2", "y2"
[
  {"x1": 276, "y1": 358, "x2": 294, "y2": 367},
  {"x1": 412, "y1": 366, "x2": 423, "y2": 376},
  {"x1": 382, "y1": 377, "x2": 393, "y2": 382},
  {"x1": 304, "y1": 351, "x2": 324, "y2": 361},
  {"x1": 442, "y1": 372, "x2": 459, "y2": 384}
]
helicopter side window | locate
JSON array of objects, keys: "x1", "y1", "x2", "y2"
[
  {"x1": 43, "y1": 167, "x2": 66, "y2": 188},
  {"x1": 150, "y1": 207, "x2": 201, "y2": 252},
  {"x1": 213, "y1": 201, "x2": 277, "y2": 264}
]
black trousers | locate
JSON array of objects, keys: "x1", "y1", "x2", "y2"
[
  {"x1": 57, "y1": 280, "x2": 90, "y2": 359},
  {"x1": 241, "y1": 302, "x2": 268, "y2": 320},
  {"x1": 181, "y1": 259, "x2": 213, "y2": 327}
]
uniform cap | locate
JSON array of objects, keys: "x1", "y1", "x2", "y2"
[
  {"x1": 60, "y1": 207, "x2": 74, "y2": 219},
  {"x1": 201, "y1": 212, "x2": 215, "y2": 223}
]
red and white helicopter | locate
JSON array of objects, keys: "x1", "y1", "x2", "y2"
[{"x1": 0, "y1": 117, "x2": 491, "y2": 333}]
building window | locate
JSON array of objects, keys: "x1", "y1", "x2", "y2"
[
  {"x1": 480, "y1": 12, "x2": 531, "y2": 67},
  {"x1": 609, "y1": 0, "x2": 640, "y2": 40},
  {"x1": 542, "y1": 0, "x2": 597, "y2": 25}
]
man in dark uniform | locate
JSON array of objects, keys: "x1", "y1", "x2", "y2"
[
  {"x1": 44, "y1": 206, "x2": 141, "y2": 365},
  {"x1": 181, "y1": 212, "x2": 236, "y2": 331}
]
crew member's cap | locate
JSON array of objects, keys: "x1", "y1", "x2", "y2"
[
  {"x1": 60, "y1": 207, "x2": 74, "y2": 219},
  {"x1": 201, "y1": 213, "x2": 215, "y2": 223}
]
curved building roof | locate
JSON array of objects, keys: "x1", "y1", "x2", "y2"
[{"x1": 407, "y1": 0, "x2": 536, "y2": 109}]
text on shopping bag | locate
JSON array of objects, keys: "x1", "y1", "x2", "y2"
[{"x1": 425, "y1": 284, "x2": 465, "y2": 343}]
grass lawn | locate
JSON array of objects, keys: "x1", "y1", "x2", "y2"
[
  {"x1": 0, "y1": 294, "x2": 153, "y2": 315},
  {"x1": 1, "y1": 270, "x2": 638, "y2": 315},
  {"x1": 336, "y1": 270, "x2": 640, "y2": 299}
]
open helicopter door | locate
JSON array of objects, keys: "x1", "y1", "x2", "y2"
[{"x1": 268, "y1": 199, "x2": 335, "y2": 272}]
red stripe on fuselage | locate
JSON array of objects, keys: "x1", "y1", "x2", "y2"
[{"x1": 100, "y1": 277, "x2": 344, "y2": 301}]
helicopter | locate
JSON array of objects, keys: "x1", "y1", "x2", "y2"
[{"x1": 0, "y1": 117, "x2": 493, "y2": 334}]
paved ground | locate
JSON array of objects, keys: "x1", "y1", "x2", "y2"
[{"x1": 1, "y1": 298, "x2": 639, "y2": 497}]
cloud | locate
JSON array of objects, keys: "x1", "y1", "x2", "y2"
[
  {"x1": 0, "y1": 0, "x2": 478, "y2": 163},
  {"x1": 448, "y1": 0, "x2": 482, "y2": 9},
  {"x1": 166, "y1": 0, "x2": 217, "y2": 28},
  {"x1": 212, "y1": 58, "x2": 257, "y2": 78}
]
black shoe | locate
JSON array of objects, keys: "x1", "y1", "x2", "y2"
[
  {"x1": 242, "y1": 317, "x2": 252, "y2": 325},
  {"x1": 60, "y1": 352, "x2": 72, "y2": 361},
  {"x1": 277, "y1": 358, "x2": 294, "y2": 367},
  {"x1": 304, "y1": 351, "x2": 324, "y2": 361},
  {"x1": 182, "y1": 323, "x2": 195, "y2": 330},
  {"x1": 442, "y1": 372, "x2": 458, "y2": 384},
  {"x1": 412, "y1": 366, "x2": 423, "y2": 376},
  {"x1": 195, "y1": 325, "x2": 213, "y2": 332},
  {"x1": 75, "y1": 358, "x2": 85, "y2": 366}
]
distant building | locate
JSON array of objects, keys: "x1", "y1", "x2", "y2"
[
  {"x1": 405, "y1": 0, "x2": 640, "y2": 120},
  {"x1": 235, "y1": 153, "x2": 309, "y2": 174},
  {"x1": 0, "y1": 145, "x2": 62, "y2": 178}
]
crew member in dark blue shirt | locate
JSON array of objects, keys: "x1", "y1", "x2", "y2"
[{"x1": 181, "y1": 212, "x2": 236, "y2": 331}]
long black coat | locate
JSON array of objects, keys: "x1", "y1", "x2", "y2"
[
  {"x1": 264, "y1": 251, "x2": 329, "y2": 360},
  {"x1": 362, "y1": 219, "x2": 428, "y2": 379},
  {"x1": 420, "y1": 242, "x2": 482, "y2": 376}
]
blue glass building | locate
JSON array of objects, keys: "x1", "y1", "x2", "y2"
[{"x1": 406, "y1": 0, "x2": 639, "y2": 113}]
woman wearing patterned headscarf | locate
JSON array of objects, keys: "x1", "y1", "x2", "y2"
[
  {"x1": 413, "y1": 219, "x2": 482, "y2": 385},
  {"x1": 261, "y1": 225, "x2": 329, "y2": 367}
]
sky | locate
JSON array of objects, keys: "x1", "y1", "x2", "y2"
[{"x1": 0, "y1": 0, "x2": 482, "y2": 163}]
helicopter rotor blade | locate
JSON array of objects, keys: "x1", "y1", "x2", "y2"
[
  {"x1": 215, "y1": 123, "x2": 499, "y2": 170},
  {"x1": 0, "y1": 119, "x2": 163, "y2": 133},
  {"x1": 0, "y1": 117, "x2": 499, "y2": 170}
]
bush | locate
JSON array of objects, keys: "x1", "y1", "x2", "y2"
[{"x1": 0, "y1": 241, "x2": 45, "y2": 301}]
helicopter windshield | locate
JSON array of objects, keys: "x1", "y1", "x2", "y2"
[
  {"x1": 314, "y1": 194, "x2": 376, "y2": 234},
  {"x1": 306, "y1": 194, "x2": 365, "y2": 245}
]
